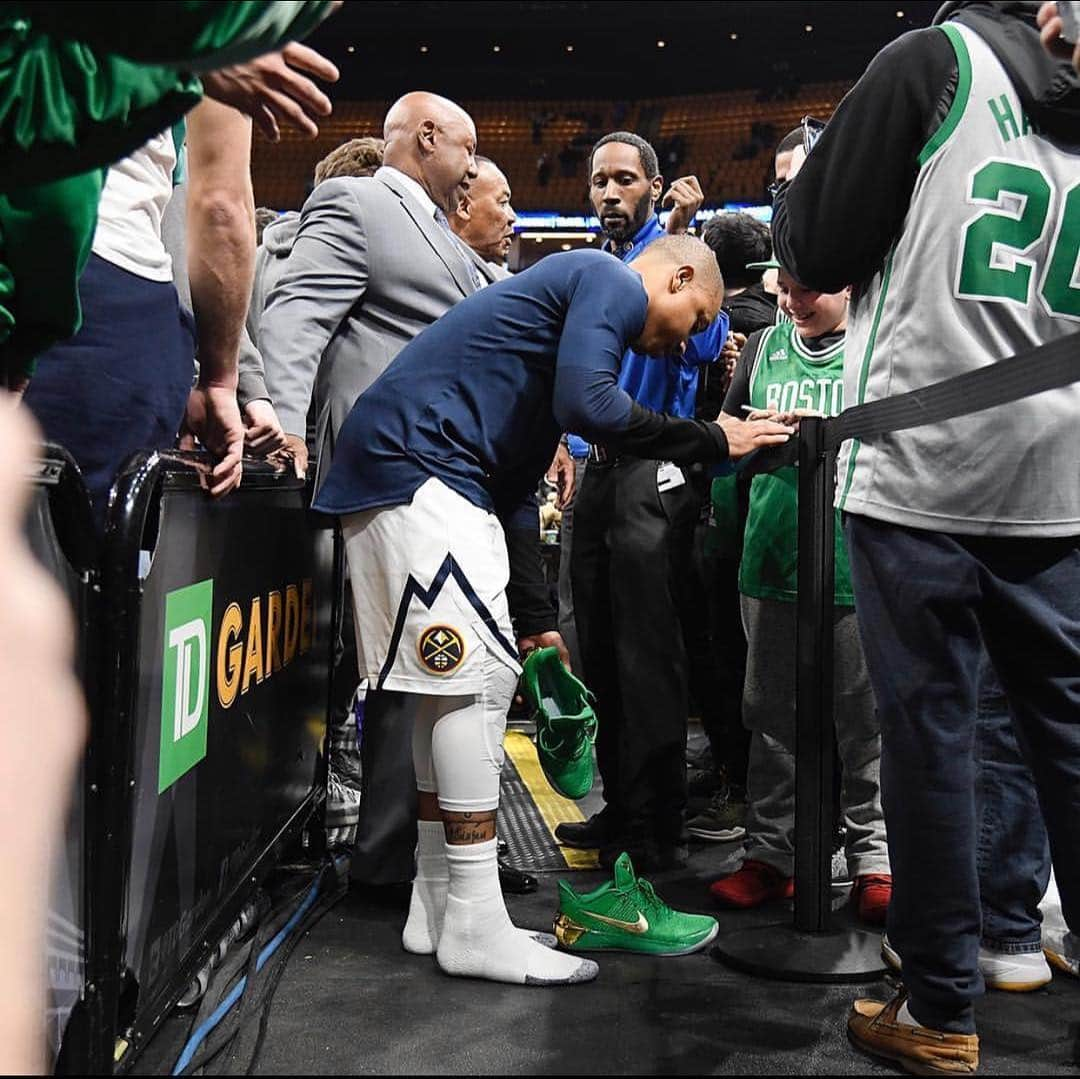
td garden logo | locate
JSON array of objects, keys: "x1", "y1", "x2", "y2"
[
  {"x1": 159, "y1": 578, "x2": 315, "y2": 792},
  {"x1": 159, "y1": 580, "x2": 213, "y2": 793}
]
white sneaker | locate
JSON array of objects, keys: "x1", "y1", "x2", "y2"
[
  {"x1": 880, "y1": 934, "x2": 1052, "y2": 991},
  {"x1": 978, "y1": 946, "x2": 1052, "y2": 991}
]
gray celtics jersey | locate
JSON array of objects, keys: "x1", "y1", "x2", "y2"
[{"x1": 837, "y1": 20, "x2": 1080, "y2": 536}]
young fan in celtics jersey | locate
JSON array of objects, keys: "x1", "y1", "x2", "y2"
[{"x1": 707, "y1": 257, "x2": 891, "y2": 923}]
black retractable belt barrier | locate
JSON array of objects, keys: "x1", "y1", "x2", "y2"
[
  {"x1": 24, "y1": 446, "x2": 101, "y2": 1072},
  {"x1": 95, "y1": 451, "x2": 338, "y2": 1073},
  {"x1": 713, "y1": 331, "x2": 1080, "y2": 983}
]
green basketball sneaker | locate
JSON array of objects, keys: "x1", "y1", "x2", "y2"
[
  {"x1": 554, "y1": 852, "x2": 719, "y2": 956},
  {"x1": 520, "y1": 646, "x2": 597, "y2": 800}
]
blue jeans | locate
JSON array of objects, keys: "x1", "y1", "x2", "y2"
[
  {"x1": 975, "y1": 660, "x2": 1050, "y2": 953},
  {"x1": 24, "y1": 253, "x2": 195, "y2": 530},
  {"x1": 844, "y1": 514, "x2": 1080, "y2": 1034}
]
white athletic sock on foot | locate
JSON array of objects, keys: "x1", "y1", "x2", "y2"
[
  {"x1": 436, "y1": 839, "x2": 598, "y2": 985},
  {"x1": 402, "y1": 821, "x2": 448, "y2": 955},
  {"x1": 403, "y1": 826, "x2": 558, "y2": 955}
]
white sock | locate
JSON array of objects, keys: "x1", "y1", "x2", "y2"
[
  {"x1": 402, "y1": 820, "x2": 447, "y2": 955},
  {"x1": 436, "y1": 839, "x2": 598, "y2": 985},
  {"x1": 403, "y1": 826, "x2": 558, "y2": 955}
]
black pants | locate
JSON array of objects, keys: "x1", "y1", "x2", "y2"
[{"x1": 571, "y1": 457, "x2": 698, "y2": 848}]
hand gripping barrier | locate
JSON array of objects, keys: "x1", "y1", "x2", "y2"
[{"x1": 713, "y1": 331, "x2": 1080, "y2": 982}]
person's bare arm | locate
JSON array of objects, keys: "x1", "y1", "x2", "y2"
[
  {"x1": 183, "y1": 97, "x2": 254, "y2": 496},
  {"x1": 0, "y1": 406, "x2": 85, "y2": 1075}
]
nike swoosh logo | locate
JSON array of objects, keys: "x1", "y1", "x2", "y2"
[{"x1": 583, "y1": 910, "x2": 649, "y2": 934}]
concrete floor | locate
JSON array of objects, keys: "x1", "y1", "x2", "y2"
[
  {"x1": 136, "y1": 726, "x2": 1080, "y2": 1076},
  {"x1": 254, "y1": 835, "x2": 1080, "y2": 1075},
  {"x1": 248, "y1": 846, "x2": 1080, "y2": 1075}
]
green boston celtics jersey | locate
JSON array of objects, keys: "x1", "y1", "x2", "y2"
[{"x1": 739, "y1": 321, "x2": 853, "y2": 605}]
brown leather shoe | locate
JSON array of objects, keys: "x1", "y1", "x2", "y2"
[{"x1": 847, "y1": 990, "x2": 979, "y2": 1075}]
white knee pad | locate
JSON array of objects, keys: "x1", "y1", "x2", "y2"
[{"x1": 433, "y1": 652, "x2": 518, "y2": 814}]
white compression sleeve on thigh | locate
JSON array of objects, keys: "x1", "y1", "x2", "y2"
[{"x1": 432, "y1": 652, "x2": 517, "y2": 814}]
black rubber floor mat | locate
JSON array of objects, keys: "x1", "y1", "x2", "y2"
[{"x1": 500, "y1": 731, "x2": 597, "y2": 872}]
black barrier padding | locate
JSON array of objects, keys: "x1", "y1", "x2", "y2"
[{"x1": 97, "y1": 451, "x2": 338, "y2": 1073}]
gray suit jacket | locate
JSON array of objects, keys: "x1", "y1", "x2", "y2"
[
  {"x1": 461, "y1": 242, "x2": 510, "y2": 285},
  {"x1": 259, "y1": 166, "x2": 481, "y2": 489}
]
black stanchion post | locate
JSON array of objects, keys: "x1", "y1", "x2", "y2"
[
  {"x1": 793, "y1": 416, "x2": 835, "y2": 933},
  {"x1": 710, "y1": 419, "x2": 886, "y2": 982}
]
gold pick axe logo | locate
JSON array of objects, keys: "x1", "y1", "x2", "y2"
[{"x1": 417, "y1": 624, "x2": 466, "y2": 675}]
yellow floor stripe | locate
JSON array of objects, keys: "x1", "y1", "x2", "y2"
[{"x1": 504, "y1": 730, "x2": 598, "y2": 870}]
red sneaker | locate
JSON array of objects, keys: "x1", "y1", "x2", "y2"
[
  {"x1": 709, "y1": 859, "x2": 794, "y2": 908},
  {"x1": 852, "y1": 873, "x2": 892, "y2": 925}
]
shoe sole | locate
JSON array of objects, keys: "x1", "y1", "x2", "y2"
[
  {"x1": 847, "y1": 1027, "x2": 974, "y2": 1077},
  {"x1": 558, "y1": 919, "x2": 720, "y2": 957},
  {"x1": 687, "y1": 825, "x2": 746, "y2": 842},
  {"x1": 1044, "y1": 948, "x2": 1079, "y2": 978},
  {"x1": 883, "y1": 941, "x2": 1052, "y2": 992}
]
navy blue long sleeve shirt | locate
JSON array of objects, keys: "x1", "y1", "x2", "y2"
[{"x1": 313, "y1": 249, "x2": 730, "y2": 530}]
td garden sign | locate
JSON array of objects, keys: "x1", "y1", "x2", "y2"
[{"x1": 158, "y1": 577, "x2": 315, "y2": 792}]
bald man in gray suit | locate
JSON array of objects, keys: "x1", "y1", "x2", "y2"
[{"x1": 260, "y1": 92, "x2": 483, "y2": 885}]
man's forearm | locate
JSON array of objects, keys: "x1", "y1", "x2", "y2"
[{"x1": 186, "y1": 100, "x2": 256, "y2": 388}]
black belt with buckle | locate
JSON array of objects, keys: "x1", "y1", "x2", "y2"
[{"x1": 587, "y1": 444, "x2": 616, "y2": 465}]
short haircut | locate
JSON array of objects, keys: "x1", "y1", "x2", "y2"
[
  {"x1": 775, "y1": 128, "x2": 803, "y2": 158},
  {"x1": 314, "y1": 137, "x2": 385, "y2": 185},
  {"x1": 643, "y1": 233, "x2": 723, "y2": 295},
  {"x1": 702, "y1": 213, "x2": 773, "y2": 290},
  {"x1": 589, "y1": 131, "x2": 659, "y2": 180}
]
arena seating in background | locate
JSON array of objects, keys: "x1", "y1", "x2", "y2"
[{"x1": 250, "y1": 81, "x2": 852, "y2": 213}]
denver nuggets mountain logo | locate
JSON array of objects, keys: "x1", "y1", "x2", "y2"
[{"x1": 418, "y1": 625, "x2": 466, "y2": 675}]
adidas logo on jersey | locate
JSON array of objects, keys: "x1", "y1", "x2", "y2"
[{"x1": 768, "y1": 348, "x2": 789, "y2": 362}]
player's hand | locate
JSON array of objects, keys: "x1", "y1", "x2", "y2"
[
  {"x1": 715, "y1": 411, "x2": 794, "y2": 460},
  {"x1": 201, "y1": 42, "x2": 339, "y2": 141},
  {"x1": 662, "y1": 176, "x2": 704, "y2": 235},
  {"x1": 242, "y1": 399, "x2": 288, "y2": 456},
  {"x1": 517, "y1": 631, "x2": 571, "y2": 672},
  {"x1": 180, "y1": 384, "x2": 244, "y2": 496},
  {"x1": 1038, "y1": 2, "x2": 1080, "y2": 71},
  {"x1": 545, "y1": 442, "x2": 576, "y2": 509}
]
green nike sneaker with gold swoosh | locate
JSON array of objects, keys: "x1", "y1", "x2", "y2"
[
  {"x1": 520, "y1": 646, "x2": 597, "y2": 800},
  {"x1": 554, "y1": 852, "x2": 719, "y2": 956}
]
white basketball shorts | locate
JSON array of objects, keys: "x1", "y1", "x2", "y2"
[{"x1": 342, "y1": 478, "x2": 522, "y2": 695}]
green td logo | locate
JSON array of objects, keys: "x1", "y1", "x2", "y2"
[{"x1": 159, "y1": 579, "x2": 213, "y2": 792}]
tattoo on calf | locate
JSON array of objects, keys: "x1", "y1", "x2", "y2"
[{"x1": 444, "y1": 809, "x2": 497, "y2": 845}]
